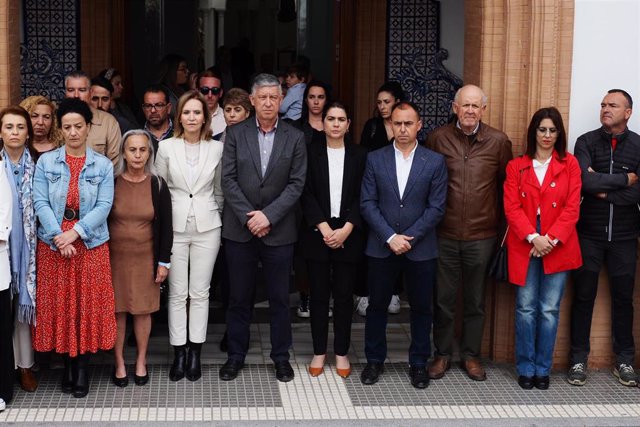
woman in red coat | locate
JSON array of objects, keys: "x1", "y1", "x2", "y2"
[{"x1": 503, "y1": 107, "x2": 582, "y2": 390}]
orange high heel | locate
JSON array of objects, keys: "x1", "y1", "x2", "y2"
[
  {"x1": 308, "y1": 366, "x2": 324, "y2": 377},
  {"x1": 336, "y1": 367, "x2": 351, "y2": 378}
]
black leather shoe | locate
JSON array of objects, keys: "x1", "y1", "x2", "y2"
[
  {"x1": 73, "y1": 355, "x2": 90, "y2": 398},
  {"x1": 409, "y1": 366, "x2": 429, "y2": 389},
  {"x1": 169, "y1": 345, "x2": 187, "y2": 382},
  {"x1": 61, "y1": 356, "x2": 75, "y2": 394},
  {"x1": 534, "y1": 375, "x2": 550, "y2": 390},
  {"x1": 134, "y1": 373, "x2": 149, "y2": 386},
  {"x1": 112, "y1": 368, "x2": 129, "y2": 388},
  {"x1": 186, "y1": 342, "x2": 202, "y2": 382},
  {"x1": 360, "y1": 362, "x2": 384, "y2": 385},
  {"x1": 219, "y1": 359, "x2": 244, "y2": 381},
  {"x1": 219, "y1": 331, "x2": 228, "y2": 353},
  {"x1": 518, "y1": 375, "x2": 534, "y2": 390},
  {"x1": 274, "y1": 360, "x2": 294, "y2": 382}
]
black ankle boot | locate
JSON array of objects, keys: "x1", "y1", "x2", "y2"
[
  {"x1": 169, "y1": 345, "x2": 187, "y2": 381},
  {"x1": 73, "y1": 354, "x2": 90, "y2": 398},
  {"x1": 186, "y1": 342, "x2": 202, "y2": 381},
  {"x1": 61, "y1": 355, "x2": 75, "y2": 394}
]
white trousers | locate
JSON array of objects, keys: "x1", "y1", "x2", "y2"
[
  {"x1": 12, "y1": 299, "x2": 34, "y2": 369},
  {"x1": 168, "y1": 217, "x2": 221, "y2": 345}
]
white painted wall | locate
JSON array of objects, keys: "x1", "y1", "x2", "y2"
[{"x1": 568, "y1": 0, "x2": 640, "y2": 150}]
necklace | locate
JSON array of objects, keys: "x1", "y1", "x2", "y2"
[{"x1": 122, "y1": 173, "x2": 147, "y2": 183}]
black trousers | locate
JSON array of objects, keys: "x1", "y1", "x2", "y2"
[
  {"x1": 570, "y1": 237, "x2": 636, "y2": 365},
  {"x1": 0, "y1": 288, "x2": 14, "y2": 403},
  {"x1": 225, "y1": 239, "x2": 294, "y2": 363},
  {"x1": 307, "y1": 259, "x2": 356, "y2": 355}
]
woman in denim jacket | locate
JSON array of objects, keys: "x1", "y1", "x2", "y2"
[{"x1": 32, "y1": 98, "x2": 116, "y2": 399}]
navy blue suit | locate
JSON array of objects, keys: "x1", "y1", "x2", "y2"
[{"x1": 360, "y1": 143, "x2": 447, "y2": 366}]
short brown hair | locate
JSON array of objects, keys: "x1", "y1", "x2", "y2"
[{"x1": 222, "y1": 88, "x2": 252, "y2": 113}]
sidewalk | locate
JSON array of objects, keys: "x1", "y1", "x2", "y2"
[{"x1": 1, "y1": 308, "x2": 639, "y2": 425}]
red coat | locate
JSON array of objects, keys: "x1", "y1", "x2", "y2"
[{"x1": 503, "y1": 152, "x2": 582, "y2": 285}]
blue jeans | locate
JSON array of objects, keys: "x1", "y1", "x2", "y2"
[{"x1": 515, "y1": 256, "x2": 568, "y2": 377}]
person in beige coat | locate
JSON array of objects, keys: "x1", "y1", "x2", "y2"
[{"x1": 155, "y1": 90, "x2": 223, "y2": 383}]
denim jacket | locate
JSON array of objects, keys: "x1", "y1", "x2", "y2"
[{"x1": 33, "y1": 146, "x2": 114, "y2": 249}]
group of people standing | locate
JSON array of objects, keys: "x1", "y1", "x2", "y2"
[{"x1": 0, "y1": 67, "x2": 638, "y2": 412}]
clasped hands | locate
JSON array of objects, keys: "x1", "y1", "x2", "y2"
[
  {"x1": 318, "y1": 222, "x2": 352, "y2": 250},
  {"x1": 389, "y1": 234, "x2": 413, "y2": 255},
  {"x1": 53, "y1": 229, "x2": 80, "y2": 258},
  {"x1": 247, "y1": 210, "x2": 271, "y2": 238},
  {"x1": 529, "y1": 234, "x2": 555, "y2": 258}
]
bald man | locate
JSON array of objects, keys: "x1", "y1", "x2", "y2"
[{"x1": 426, "y1": 85, "x2": 512, "y2": 381}]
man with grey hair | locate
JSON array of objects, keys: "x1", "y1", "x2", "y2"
[
  {"x1": 220, "y1": 73, "x2": 307, "y2": 382},
  {"x1": 65, "y1": 71, "x2": 121, "y2": 164},
  {"x1": 426, "y1": 84, "x2": 512, "y2": 381}
]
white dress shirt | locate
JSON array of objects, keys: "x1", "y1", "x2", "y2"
[
  {"x1": 210, "y1": 105, "x2": 227, "y2": 137},
  {"x1": 387, "y1": 141, "x2": 418, "y2": 243}
]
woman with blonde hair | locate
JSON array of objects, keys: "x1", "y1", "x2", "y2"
[
  {"x1": 155, "y1": 90, "x2": 224, "y2": 382},
  {"x1": 19, "y1": 96, "x2": 63, "y2": 159}
]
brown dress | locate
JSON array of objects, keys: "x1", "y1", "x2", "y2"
[{"x1": 109, "y1": 176, "x2": 159, "y2": 314}]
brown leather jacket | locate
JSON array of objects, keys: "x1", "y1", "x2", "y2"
[{"x1": 426, "y1": 122, "x2": 512, "y2": 240}]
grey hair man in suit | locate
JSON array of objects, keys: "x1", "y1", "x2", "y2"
[
  {"x1": 219, "y1": 73, "x2": 307, "y2": 382},
  {"x1": 360, "y1": 101, "x2": 448, "y2": 389}
]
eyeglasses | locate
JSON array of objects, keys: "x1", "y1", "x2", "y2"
[
  {"x1": 537, "y1": 127, "x2": 558, "y2": 135},
  {"x1": 142, "y1": 102, "x2": 168, "y2": 111},
  {"x1": 199, "y1": 86, "x2": 221, "y2": 96}
]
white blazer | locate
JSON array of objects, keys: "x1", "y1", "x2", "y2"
[
  {"x1": 0, "y1": 157, "x2": 13, "y2": 291},
  {"x1": 155, "y1": 137, "x2": 224, "y2": 233}
]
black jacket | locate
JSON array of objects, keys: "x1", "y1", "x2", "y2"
[
  {"x1": 299, "y1": 141, "x2": 367, "y2": 263},
  {"x1": 150, "y1": 175, "x2": 173, "y2": 267},
  {"x1": 574, "y1": 127, "x2": 640, "y2": 241}
]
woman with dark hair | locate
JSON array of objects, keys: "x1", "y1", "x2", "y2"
[
  {"x1": 0, "y1": 150, "x2": 13, "y2": 411},
  {"x1": 292, "y1": 81, "x2": 331, "y2": 318},
  {"x1": 301, "y1": 102, "x2": 367, "y2": 378},
  {"x1": 19, "y1": 96, "x2": 63, "y2": 159},
  {"x1": 155, "y1": 90, "x2": 224, "y2": 382},
  {"x1": 109, "y1": 130, "x2": 172, "y2": 387},
  {"x1": 0, "y1": 106, "x2": 38, "y2": 392},
  {"x1": 32, "y1": 98, "x2": 116, "y2": 398},
  {"x1": 359, "y1": 81, "x2": 404, "y2": 152},
  {"x1": 503, "y1": 107, "x2": 582, "y2": 390},
  {"x1": 156, "y1": 54, "x2": 190, "y2": 110},
  {"x1": 294, "y1": 80, "x2": 331, "y2": 146},
  {"x1": 356, "y1": 81, "x2": 406, "y2": 316}
]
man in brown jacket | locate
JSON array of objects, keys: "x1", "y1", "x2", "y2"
[
  {"x1": 425, "y1": 84, "x2": 512, "y2": 381},
  {"x1": 65, "y1": 71, "x2": 121, "y2": 165}
]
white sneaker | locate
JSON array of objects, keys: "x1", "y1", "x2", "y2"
[
  {"x1": 355, "y1": 296, "x2": 368, "y2": 316},
  {"x1": 0, "y1": 397, "x2": 5, "y2": 411},
  {"x1": 388, "y1": 294, "x2": 401, "y2": 314}
]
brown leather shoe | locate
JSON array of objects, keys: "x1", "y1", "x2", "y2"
[
  {"x1": 462, "y1": 359, "x2": 487, "y2": 381},
  {"x1": 18, "y1": 367, "x2": 39, "y2": 392},
  {"x1": 428, "y1": 357, "x2": 451, "y2": 379}
]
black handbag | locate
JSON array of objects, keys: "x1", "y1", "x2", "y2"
[{"x1": 489, "y1": 226, "x2": 509, "y2": 282}]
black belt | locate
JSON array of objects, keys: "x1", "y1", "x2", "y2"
[{"x1": 64, "y1": 207, "x2": 78, "y2": 221}]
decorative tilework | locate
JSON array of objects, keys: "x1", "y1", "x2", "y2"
[
  {"x1": 386, "y1": 0, "x2": 463, "y2": 137},
  {"x1": 20, "y1": 0, "x2": 81, "y2": 102}
]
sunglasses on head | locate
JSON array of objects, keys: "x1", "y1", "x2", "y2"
[{"x1": 199, "y1": 86, "x2": 221, "y2": 96}]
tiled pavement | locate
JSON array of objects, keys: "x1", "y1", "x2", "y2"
[{"x1": 1, "y1": 303, "x2": 639, "y2": 425}]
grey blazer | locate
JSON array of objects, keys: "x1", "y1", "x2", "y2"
[{"x1": 222, "y1": 119, "x2": 307, "y2": 246}]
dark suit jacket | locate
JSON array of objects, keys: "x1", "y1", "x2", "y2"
[
  {"x1": 222, "y1": 118, "x2": 307, "y2": 246},
  {"x1": 360, "y1": 143, "x2": 448, "y2": 261},
  {"x1": 300, "y1": 141, "x2": 367, "y2": 263}
]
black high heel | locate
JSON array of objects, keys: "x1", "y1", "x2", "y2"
[
  {"x1": 73, "y1": 354, "x2": 90, "y2": 398},
  {"x1": 169, "y1": 345, "x2": 187, "y2": 381},
  {"x1": 186, "y1": 342, "x2": 202, "y2": 381}
]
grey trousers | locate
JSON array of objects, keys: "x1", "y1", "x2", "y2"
[{"x1": 433, "y1": 237, "x2": 496, "y2": 360}]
